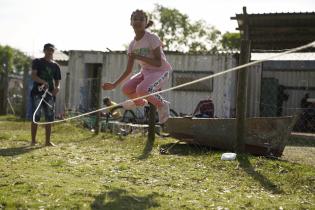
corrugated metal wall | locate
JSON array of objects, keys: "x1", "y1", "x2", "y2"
[
  {"x1": 67, "y1": 51, "x2": 106, "y2": 111},
  {"x1": 246, "y1": 60, "x2": 315, "y2": 117},
  {"x1": 247, "y1": 63, "x2": 262, "y2": 117},
  {"x1": 67, "y1": 51, "x2": 238, "y2": 118},
  {"x1": 262, "y1": 69, "x2": 315, "y2": 115},
  {"x1": 55, "y1": 65, "x2": 67, "y2": 115},
  {"x1": 57, "y1": 52, "x2": 315, "y2": 119},
  {"x1": 164, "y1": 54, "x2": 237, "y2": 117}
]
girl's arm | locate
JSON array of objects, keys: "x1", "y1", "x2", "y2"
[
  {"x1": 102, "y1": 55, "x2": 134, "y2": 90},
  {"x1": 130, "y1": 47, "x2": 162, "y2": 67}
]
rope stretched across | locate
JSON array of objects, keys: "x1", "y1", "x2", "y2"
[{"x1": 33, "y1": 41, "x2": 315, "y2": 125}]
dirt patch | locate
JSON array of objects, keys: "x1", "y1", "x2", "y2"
[{"x1": 282, "y1": 146, "x2": 315, "y2": 166}]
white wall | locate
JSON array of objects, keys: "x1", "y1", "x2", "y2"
[
  {"x1": 55, "y1": 65, "x2": 68, "y2": 116},
  {"x1": 67, "y1": 51, "x2": 238, "y2": 118}
]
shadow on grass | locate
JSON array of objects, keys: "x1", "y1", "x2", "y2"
[
  {"x1": 0, "y1": 145, "x2": 43, "y2": 156},
  {"x1": 159, "y1": 142, "x2": 213, "y2": 156},
  {"x1": 159, "y1": 143, "x2": 284, "y2": 194},
  {"x1": 91, "y1": 188, "x2": 159, "y2": 210},
  {"x1": 237, "y1": 155, "x2": 284, "y2": 194}
]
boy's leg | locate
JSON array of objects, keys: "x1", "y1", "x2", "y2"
[
  {"x1": 43, "y1": 96, "x2": 55, "y2": 146},
  {"x1": 31, "y1": 122, "x2": 38, "y2": 146},
  {"x1": 31, "y1": 94, "x2": 41, "y2": 145},
  {"x1": 45, "y1": 124, "x2": 55, "y2": 146}
]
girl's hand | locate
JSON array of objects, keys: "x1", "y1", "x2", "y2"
[{"x1": 102, "y1": 83, "x2": 115, "y2": 90}]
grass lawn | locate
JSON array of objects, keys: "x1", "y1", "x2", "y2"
[{"x1": 0, "y1": 115, "x2": 314, "y2": 209}]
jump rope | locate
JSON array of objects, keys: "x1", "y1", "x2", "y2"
[{"x1": 33, "y1": 41, "x2": 315, "y2": 125}]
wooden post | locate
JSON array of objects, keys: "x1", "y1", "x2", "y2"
[
  {"x1": 65, "y1": 72, "x2": 70, "y2": 110},
  {"x1": 144, "y1": 103, "x2": 156, "y2": 153},
  {"x1": 94, "y1": 65, "x2": 102, "y2": 134},
  {"x1": 235, "y1": 7, "x2": 251, "y2": 153}
]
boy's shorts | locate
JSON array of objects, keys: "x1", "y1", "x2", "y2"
[{"x1": 31, "y1": 94, "x2": 55, "y2": 122}]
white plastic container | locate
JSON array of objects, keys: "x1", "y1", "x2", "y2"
[{"x1": 221, "y1": 153, "x2": 237, "y2": 160}]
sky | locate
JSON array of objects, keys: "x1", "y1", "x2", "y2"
[{"x1": 0, "y1": 0, "x2": 314, "y2": 55}]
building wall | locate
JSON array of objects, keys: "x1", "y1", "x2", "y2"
[
  {"x1": 246, "y1": 60, "x2": 315, "y2": 117},
  {"x1": 67, "y1": 51, "x2": 106, "y2": 111},
  {"x1": 247, "y1": 63, "x2": 262, "y2": 117},
  {"x1": 262, "y1": 69, "x2": 315, "y2": 115},
  {"x1": 55, "y1": 65, "x2": 68, "y2": 116},
  {"x1": 165, "y1": 53, "x2": 237, "y2": 117},
  {"x1": 46, "y1": 52, "x2": 315, "y2": 119},
  {"x1": 67, "y1": 51, "x2": 238, "y2": 118}
]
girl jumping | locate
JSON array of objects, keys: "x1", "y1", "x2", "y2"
[{"x1": 102, "y1": 9, "x2": 172, "y2": 124}]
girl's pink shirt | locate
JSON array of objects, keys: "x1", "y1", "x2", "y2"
[{"x1": 128, "y1": 31, "x2": 172, "y2": 71}]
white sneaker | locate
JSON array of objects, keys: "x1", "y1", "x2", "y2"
[
  {"x1": 122, "y1": 100, "x2": 136, "y2": 110},
  {"x1": 158, "y1": 102, "x2": 170, "y2": 124}
]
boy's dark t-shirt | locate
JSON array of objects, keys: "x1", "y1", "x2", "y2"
[{"x1": 31, "y1": 58, "x2": 61, "y2": 95}]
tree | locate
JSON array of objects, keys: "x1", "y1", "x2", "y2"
[
  {"x1": 221, "y1": 32, "x2": 241, "y2": 51},
  {"x1": 147, "y1": 5, "x2": 241, "y2": 53},
  {"x1": 13, "y1": 50, "x2": 31, "y2": 75},
  {"x1": 0, "y1": 45, "x2": 31, "y2": 115},
  {"x1": 0, "y1": 46, "x2": 14, "y2": 115},
  {"x1": 148, "y1": 4, "x2": 221, "y2": 53},
  {"x1": 14, "y1": 49, "x2": 32, "y2": 118}
]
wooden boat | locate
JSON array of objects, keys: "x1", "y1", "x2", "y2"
[{"x1": 164, "y1": 116, "x2": 296, "y2": 157}]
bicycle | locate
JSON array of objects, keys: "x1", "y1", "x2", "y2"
[
  {"x1": 121, "y1": 105, "x2": 178, "y2": 124},
  {"x1": 107, "y1": 104, "x2": 179, "y2": 137}
]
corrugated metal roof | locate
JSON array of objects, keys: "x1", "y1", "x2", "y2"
[
  {"x1": 32, "y1": 50, "x2": 69, "y2": 61},
  {"x1": 231, "y1": 9, "x2": 315, "y2": 51},
  {"x1": 251, "y1": 52, "x2": 315, "y2": 61},
  {"x1": 238, "y1": 12, "x2": 315, "y2": 16},
  {"x1": 54, "y1": 51, "x2": 69, "y2": 61}
]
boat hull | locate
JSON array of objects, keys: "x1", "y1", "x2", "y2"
[{"x1": 164, "y1": 116, "x2": 296, "y2": 157}]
